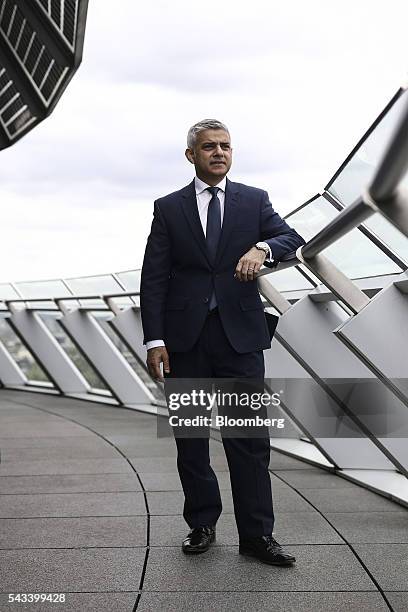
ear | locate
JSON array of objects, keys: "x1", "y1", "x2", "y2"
[{"x1": 185, "y1": 148, "x2": 195, "y2": 164}]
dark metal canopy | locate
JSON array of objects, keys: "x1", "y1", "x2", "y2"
[{"x1": 0, "y1": 0, "x2": 88, "y2": 150}]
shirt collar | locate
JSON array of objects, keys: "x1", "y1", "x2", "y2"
[{"x1": 194, "y1": 175, "x2": 227, "y2": 195}]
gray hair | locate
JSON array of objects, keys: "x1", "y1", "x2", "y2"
[{"x1": 187, "y1": 119, "x2": 230, "y2": 149}]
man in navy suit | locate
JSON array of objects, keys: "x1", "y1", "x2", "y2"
[{"x1": 140, "y1": 119, "x2": 305, "y2": 565}]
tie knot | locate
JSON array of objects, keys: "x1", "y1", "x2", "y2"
[{"x1": 207, "y1": 186, "x2": 219, "y2": 197}]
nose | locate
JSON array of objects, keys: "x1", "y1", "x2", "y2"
[{"x1": 213, "y1": 144, "x2": 224, "y2": 156}]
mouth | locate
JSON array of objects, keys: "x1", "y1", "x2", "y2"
[{"x1": 210, "y1": 161, "x2": 225, "y2": 166}]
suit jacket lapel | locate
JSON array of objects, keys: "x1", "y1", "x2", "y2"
[
  {"x1": 180, "y1": 180, "x2": 210, "y2": 265},
  {"x1": 214, "y1": 178, "x2": 239, "y2": 266}
]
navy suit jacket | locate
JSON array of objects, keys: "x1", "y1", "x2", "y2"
[{"x1": 140, "y1": 178, "x2": 305, "y2": 353}]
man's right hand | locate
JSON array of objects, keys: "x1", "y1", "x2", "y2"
[{"x1": 146, "y1": 346, "x2": 170, "y2": 382}]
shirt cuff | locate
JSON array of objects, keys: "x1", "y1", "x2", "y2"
[{"x1": 146, "y1": 340, "x2": 165, "y2": 350}]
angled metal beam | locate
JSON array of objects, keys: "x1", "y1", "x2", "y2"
[
  {"x1": 58, "y1": 306, "x2": 155, "y2": 405},
  {"x1": 0, "y1": 337, "x2": 26, "y2": 385},
  {"x1": 7, "y1": 306, "x2": 90, "y2": 393},
  {"x1": 257, "y1": 276, "x2": 291, "y2": 314},
  {"x1": 296, "y1": 248, "x2": 370, "y2": 314}
]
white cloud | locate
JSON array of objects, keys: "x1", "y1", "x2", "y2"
[{"x1": 0, "y1": 0, "x2": 407, "y2": 283}]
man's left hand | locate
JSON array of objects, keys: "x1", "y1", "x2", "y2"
[{"x1": 235, "y1": 247, "x2": 266, "y2": 282}]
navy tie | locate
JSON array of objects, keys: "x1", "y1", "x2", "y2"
[{"x1": 206, "y1": 186, "x2": 221, "y2": 310}]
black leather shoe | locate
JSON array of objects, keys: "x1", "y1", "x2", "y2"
[
  {"x1": 239, "y1": 534, "x2": 296, "y2": 566},
  {"x1": 182, "y1": 526, "x2": 216, "y2": 554}
]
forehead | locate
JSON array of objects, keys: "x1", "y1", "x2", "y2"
[{"x1": 196, "y1": 129, "x2": 231, "y2": 145}]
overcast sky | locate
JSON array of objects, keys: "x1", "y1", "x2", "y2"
[{"x1": 0, "y1": 0, "x2": 407, "y2": 284}]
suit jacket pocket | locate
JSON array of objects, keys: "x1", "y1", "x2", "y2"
[{"x1": 239, "y1": 295, "x2": 264, "y2": 311}]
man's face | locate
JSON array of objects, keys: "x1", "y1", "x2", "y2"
[{"x1": 186, "y1": 129, "x2": 232, "y2": 182}]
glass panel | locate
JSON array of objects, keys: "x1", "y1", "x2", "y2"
[
  {"x1": 286, "y1": 195, "x2": 337, "y2": 239},
  {"x1": 39, "y1": 313, "x2": 108, "y2": 391},
  {"x1": 261, "y1": 267, "x2": 315, "y2": 292},
  {"x1": 325, "y1": 89, "x2": 408, "y2": 265},
  {"x1": 287, "y1": 197, "x2": 400, "y2": 278},
  {"x1": 0, "y1": 284, "x2": 20, "y2": 300},
  {"x1": 64, "y1": 274, "x2": 123, "y2": 296},
  {"x1": 363, "y1": 215, "x2": 408, "y2": 266},
  {"x1": 0, "y1": 316, "x2": 51, "y2": 383},
  {"x1": 94, "y1": 313, "x2": 164, "y2": 402},
  {"x1": 328, "y1": 89, "x2": 408, "y2": 206},
  {"x1": 14, "y1": 279, "x2": 72, "y2": 299},
  {"x1": 116, "y1": 270, "x2": 141, "y2": 293}
]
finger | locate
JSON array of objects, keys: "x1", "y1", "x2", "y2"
[
  {"x1": 241, "y1": 259, "x2": 250, "y2": 282},
  {"x1": 253, "y1": 262, "x2": 261, "y2": 275},
  {"x1": 149, "y1": 357, "x2": 163, "y2": 381},
  {"x1": 247, "y1": 261, "x2": 257, "y2": 281},
  {"x1": 235, "y1": 258, "x2": 243, "y2": 280},
  {"x1": 147, "y1": 361, "x2": 157, "y2": 380},
  {"x1": 163, "y1": 352, "x2": 170, "y2": 374}
]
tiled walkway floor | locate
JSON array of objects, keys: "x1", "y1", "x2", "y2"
[{"x1": 0, "y1": 390, "x2": 407, "y2": 611}]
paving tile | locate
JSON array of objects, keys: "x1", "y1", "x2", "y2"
[
  {"x1": 274, "y1": 512, "x2": 341, "y2": 545},
  {"x1": 0, "y1": 392, "x2": 403, "y2": 610},
  {"x1": 299, "y1": 488, "x2": 401, "y2": 513},
  {"x1": 129, "y1": 454, "x2": 230, "y2": 474},
  {"x1": 0, "y1": 414, "x2": 63, "y2": 424},
  {"x1": 138, "y1": 591, "x2": 387, "y2": 612},
  {"x1": 124, "y1": 445, "x2": 177, "y2": 458},
  {"x1": 0, "y1": 548, "x2": 144, "y2": 592},
  {"x1": 0, "y1": 473, "x2": 142, "y2": 494},
  {"x1": 2, "y1": 444, "x2": 120, "y2": 461},
  {"x1": 0, "y1": 406, "x2": 38, "y2": 414},
  {"x1": 0, "y1": 593, "x2": 138, "y2": 612},
  {"x1": 146, "y1": 490, "x2": 233, "y2": 516},
  {"x1": 0, "y1": 491, "x2": 146, "y2": 518},
  {"x1": 150, "y1": 510, "x2": 341, "y2": 546},
  {"x1": 0, "y1": 458, "x2": 133, "y2": 476},
  {"x1": 0, "y1": 515, "x2": 146, "y2": 548},
  {"x1": 354, "y1": 544, "x2": 408, "y2": 590},
  {"x1": 384, "y1": 592, "x2": 408, "y2": 611},
  {"x1": 326, "y1": 511, "x2": 408, "y2": 543},
  {"x1": 0, "y1": 423, "x2": 89, "y2": 438},
  {"x1": 139, "y1": 471, "x2": 287, "y2": 492},
  {"x1": 143, "y1": 545, "x2": 375, "y2": 592},
  {"x1": 276, "y1": 469, "x2": 355, "y2": 489},
  {"x1": 0, "y1": 435, "x2": 104, "y2": 450},
  {"x1": 146, "y1": 486, "x2": 313, "y2": 516},
  {"x1": 269, "y1": 452, "x2": 321, "y2": 470},
  {"x1": 89, "y1": 425, "x2": 158, "y2": 436}
]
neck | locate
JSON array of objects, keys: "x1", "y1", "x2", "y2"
[{"x1": 196, "y1": 171, "x2": 227, "y2": 186}]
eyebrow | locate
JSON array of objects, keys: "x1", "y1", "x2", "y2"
[{"x1": 201, "y1": 140, "x2": 231, "y2": 145}]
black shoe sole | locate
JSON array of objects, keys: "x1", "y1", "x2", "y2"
[
  {"x1": 239, "y1": 547, "x2": 295, "y2": 566},
  {"x1": 182, "y1": 546, "x2": 211, "y2": 554}
]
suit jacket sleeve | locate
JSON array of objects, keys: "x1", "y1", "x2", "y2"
[
  {"x1": 259, "y1": 191, "x2": 306, "y2": 265},
  {"x1": 140, "y1": 200, "x2": 171, "y2": 344}
]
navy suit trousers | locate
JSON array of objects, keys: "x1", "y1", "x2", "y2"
[{"x1": 164, "y1": 308, "x2": 274, "y2": 538}]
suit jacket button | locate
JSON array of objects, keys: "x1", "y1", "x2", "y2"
[{"x1": 204, "y1": 297, "x2": 209, "y2": 303}]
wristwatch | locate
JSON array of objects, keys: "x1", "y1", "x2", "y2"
[{"x1": 255, "y1": 241, "x2": 270, "y2": 256}]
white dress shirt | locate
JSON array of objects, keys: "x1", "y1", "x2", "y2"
[{"x1": 145, "y1": 176, "x2": 271, "y2": 350}]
